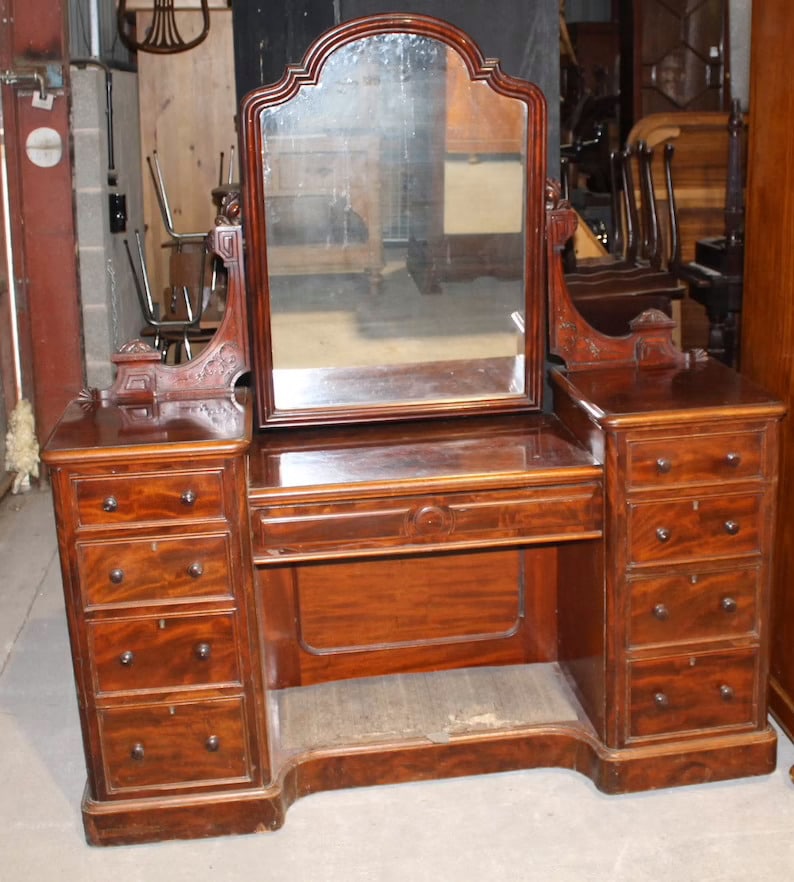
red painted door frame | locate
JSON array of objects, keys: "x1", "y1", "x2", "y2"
[{"x1": 0, "y1": 0, "x2": 83, "y2": 447}]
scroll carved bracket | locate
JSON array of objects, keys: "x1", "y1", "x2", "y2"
[{"x1": 545, "y1": 182, "x2": 695, "y2": 372}]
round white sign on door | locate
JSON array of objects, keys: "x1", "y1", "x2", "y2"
[{"x1": 25, "y1": 126, "x2": 63, "y2": 168}]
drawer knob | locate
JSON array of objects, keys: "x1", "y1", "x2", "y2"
[
  {"x1": 102, "y1": 495, "x2": 118, "y2": 513},
  {"x1": 655, "y1": 457, "x2": 672, "y2": 474},
  {"x1": 180, "y1": 489, "x2": 197, "y2": 506},
  {"x1": 109, "y1": 568, "x2": 125, "y2": 585},
  {"x1": 205, "y1": 735, "x2": 220, "y2": 752},
  {"x1": 652, "y1": 603, "x2": 670, "y2": 621},
  {"x1": 119, "y1": 650, "x2": 135, "y2": 667},
  {"x1": 653, "y1": 691, "x2": 669, "y2": 709},
  {"x1": 725, "y1": 452, "x2": 742, "y2": 468},
  {"x1": 720, "y1": 684, "x2": 735, "y2": 701},
  {"x1": 187, "y1": 561, "x2": 204, "y2": 579},
  {"x1": 194, "y1": 642, "x2": 212, "y2": 661},
  {"x1": 721, "y1": 596, "x2": 738, "y2": 614},
  {"x1": 724, "y1": 520, "x2": 740, "y2": 536},
  {"x1": 656, "y1": 527, "x2": 671, "y2": 543},
  {"x1": 130, "y1": 743, "x2": 145, "y2": 761}
]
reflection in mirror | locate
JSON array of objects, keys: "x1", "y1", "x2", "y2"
[{"x1": 258, "y1": 33, "x2": 529, "y2": 413}]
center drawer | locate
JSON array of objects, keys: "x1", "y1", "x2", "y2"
[{"x1": 252, "y1": 483, "x2": 602, "y2": 558}]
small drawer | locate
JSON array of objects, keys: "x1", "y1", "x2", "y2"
[
  {"x1": 89, "y1": 613, "x2": 240, "y2": 695},
  {"x1": 627, "y1": 431, "x2": 764, "y2": 489},
  {"x1": 78, "y1": 533, "x2": 233, "y2": 608},
  {"x1": 98, "y1": 698, "x2": 252, "y2": 793},
  {"x1": 628, "y1": 493, "x2": 762, "y2": 565},
  {"x1": 629, "y1": 568, "x2": 759, "y2": 649},
  {"x1": 253, "y1": 483, "x2": 602, "y2": 558},
  {"x1": 73, "y1": 469, "x2": 225, "y2": 527},
  {"x1": 628, "y1": 649, "x2": 758, "y2": 739}
]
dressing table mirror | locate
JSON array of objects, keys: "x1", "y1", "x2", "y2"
[{"x1": 42, "y1": 14, "x2": 785, "y2": 846}]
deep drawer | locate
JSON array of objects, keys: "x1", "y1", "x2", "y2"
[
  {"x1": 628, "y1": 567, "x2": 759, "y2": 649},
  {"x1": 73, "y1": 469, "x2": 225, "y2": 527},
  {"x1": 78, "y1": 533, "x2": 233, "y2": 608},
  {"x1": 89, "y1": 612, "x2": 240, "y2": 695},
  {"x1": 253, "y1": 483, "x2": 602, "y2": 558},
  {"x1": 626, "y1": 430, "x2": 765, "y2": 488},
  {"x1": 627, "y1": 492, "x2": 762, "y2": 565},
  {"x1": 628, "y1": 649, "x2": 758, "y2": 740},
  {"x1": 98, "y1": 697, "x2": 252, "y2": 793}
]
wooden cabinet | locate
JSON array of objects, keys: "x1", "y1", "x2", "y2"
[
  {"x1": 41, "y1": 14, "x2": 785, "y2": 846},
  {"x1": 742, "y1": 0, "x2": 794, "y2": 753},
  {"x1": 45, "y1": 400, "x2": 267, "y2": 825}
]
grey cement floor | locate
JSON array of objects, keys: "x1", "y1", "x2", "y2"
[{"x1": 2, "y1": 485, "x2": 794, "y2": 881}]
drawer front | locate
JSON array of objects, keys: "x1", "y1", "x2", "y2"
[
  {"x1": 74, "y1": 470, "x2": 225, "y2": 527},
  {"x1": 629, "y1": 568, "x2": 759, "y2": 648},
  {"x1": 627, "y1": 431, "x2": 764, "y2": 488},
  {"x1": 628, "y1": 650, "x2": 757, "y2": 739},
  {"x1": 99, "y1": 698, "x2": 252, "y2": 792},
  {"x1": 89, "y1": 613, "x2": 240, "y2": 694},
  {"x1": 628, "y1": 493, "x2": 762, "y2": 565},
  {"x1": 78, "y1": 533, "x2": 233, "y2": 607},
  {"x1": 253, "y1": 483, "x2": 602, "y2": 557}
]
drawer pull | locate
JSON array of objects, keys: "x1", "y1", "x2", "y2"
[
  {"x1": 724, "y1": 520, "x2": 740, "y2": 536},
  {"x1": 130, "y1": 743, "x2": 145, "y2": 761},
  {"x1": 180, "y1": 489, "x2": 197, "y2": 507},
  {"x1": 205, "y1": 735, "x2": 220, "y2": 752},
  {"x1": 109, "y1": 568, "x2": 125, "y2": 584},
  {"x1": 652, "y1": 603, "x2": 670, "y2": 621},
  {"x1": 119, "y1": 650, "x2": 135, "y2": 667},
  {"x1": 187, "y1": 561, "x2": 204, "y2": 579},
  {"x1": 653, "y1": 691, "x2": 669, "y2": 709},
  {"x1": 719, "y1": 684, "x2": 735, "y2": 701},
  {"x1": 721, "y1": 596, "x2": 738, "y2": 614},
  {"x1": 194, "y1": 642, "x2": 212, "y2": 661},
  {"x1": 656, "y1": 527, "x2": 671, "y2": 543},
  {"x1": 655, "y1": 457, "x2": 672, "y2": 474},
  {"x1": 102, "y1": 496, "x2": 118, "y2": 513},
  {"x1": 725, "y1": 452, "x2": 742, "y2": 468}
]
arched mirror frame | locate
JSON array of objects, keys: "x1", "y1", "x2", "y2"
[{"x1": 241, "y1": 13, "x2": 548, "y2": 429}]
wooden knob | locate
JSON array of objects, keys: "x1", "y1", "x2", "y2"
[
  {"x1": 102, "y1": 496, "x2": 118, "y2": 513},
  {"x1": 654, "y1": 692, "x2": 669, "y2": 708},
  {"x1": 205, "y1": 735, "x2": 220, "y2": 752},
  {"x1": 180, "y1": 489, "x2": 197, "y2": 506},
  {"x1": 194, "y1": 642, "x2": 211, "y2": 661},
  {"x1": 724, "y1": 520, "x2": 740, "y2": 536},
  {"x1": 656, "y1": 527, "x2": 671, "y2": 543},
  {"x1": 652, "y1": 603, "x2": 669, "y2": 621},
  {"x1": 720, "y1": 684, "x2": 735, "y2": 701},
  {"x1": 721, "y1": 596, "x2": 738, "y2": 613},
  {"x1": 725, "y1": 452, "x2": 741, "y2": 468},
  {"x1": 109, "y1": 568, "x2": 125, "y2": 584},
  {"x1": 655, "y1": 457, "x2": 672, "y2": 474},
  {"x1": 119, "y1": 650, "x2": 135, "y2": 666},
  {"x1": 130, "y1": 743, "x2": 145, "y2": 761},
  {"x1": 187, "y1": 561, "x2": 204, "y2": 579}
]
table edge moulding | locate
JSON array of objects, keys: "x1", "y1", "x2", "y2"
[{"x1": 42, "y1": 13, "x2": 785, "y2": 846}]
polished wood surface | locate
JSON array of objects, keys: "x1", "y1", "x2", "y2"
[
  {"x1": 742, "y1": 0, "x2": 794, "y2": 747},
  {"x1": 41, "y1": 13, "x2": 785, "y2": 846}
]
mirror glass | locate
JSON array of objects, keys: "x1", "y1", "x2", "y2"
[{"x1": 258, "y1": 32, "x2": 531, "y2": 415}]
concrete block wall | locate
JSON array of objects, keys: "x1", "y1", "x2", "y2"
[{"x1": 71, "y1": 67, "x2": 144, "y2": 390}]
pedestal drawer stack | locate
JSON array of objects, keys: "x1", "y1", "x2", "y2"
[{"x1": 43, "y1": 401, "x2": 264, "y2": 825}]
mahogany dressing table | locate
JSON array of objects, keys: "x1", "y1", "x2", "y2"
[{"x1": 43, "y1": 15, "x2": 783, "y2": 845}]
